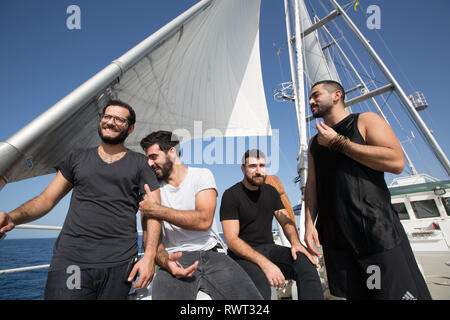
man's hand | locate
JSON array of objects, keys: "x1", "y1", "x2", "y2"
[
  {"x1": 304, "y1": 223, "x2": 321, "y2": 257},
  {"x1": 291, "y1": 242, "x2": 319, "y2": 268},
  {"x1": 166, "y1": 252, "x2": 198, "y2": 279},
  {"x1": 139, "y1": 184, "x2": 161, "y2": 219},
  {"x1": 315, "y1": 121, "x2": 338, "y2": 147},
  {"x1": 260, "y1": 260, "x2": 285, "y2": 288},
  {"x1": 0, "y1": 212, "x2": 15, "y2": 233},
  {"x1": 128, "y1": 256, "x2": 155, "y2": 289}
]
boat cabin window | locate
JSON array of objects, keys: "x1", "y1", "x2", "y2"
[
  {"x1": 442, "y1": 197, "x2": 450, "y2": 216},
  {"x1": 410, "y1": 199, "x2": 440, "y2": 219},
  {"x1": 392, "y1": 202, "x2": 409, "y2": 220}
]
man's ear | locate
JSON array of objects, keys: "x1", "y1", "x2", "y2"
[
  {"x1": 127, "y1": 124, "x2": 135, "y2": 135},
  {"x1": 168, "y1": 146, "x2": 178, "y2": 161},
  {"x1": 333, "y1": 90, "x2": 343, "y2": 104}
]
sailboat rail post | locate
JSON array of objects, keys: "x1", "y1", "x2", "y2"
[
  {"x1": 330, "y1": 0, "x2": 450, "y2": 176},
  {"x1": 0, "y1": 0, "x2": 213, "y2": 191}
]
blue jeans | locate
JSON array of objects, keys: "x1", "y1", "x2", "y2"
[
  {"x1": 230, "y1": 244, "x2": 324, "y2": 300},
  {"x1": 151, "y1": 249, "x2": 263, "y2": 300},
  {"x1": 44, "y1": 262, "x2": 132, "y2": 300}
]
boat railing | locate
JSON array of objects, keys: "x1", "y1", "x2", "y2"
[
  {"x1": 0, "y1": 224, "x2": 144, "y2": 275},
  {"x1": 1, "y1": 224, "x2": 290, "y2": 275}
]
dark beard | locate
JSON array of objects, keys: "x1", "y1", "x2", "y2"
[
  {"x1": 311, "y1": 103, "x2": 333, "y2": 118},
  {"x1": 245, "y1": 174, "x2": 266, "y2": 187},
  {"x1": 153, "y1": 157, "x2": 173, "y2": 181},
  {"x1": 98, "y1": 124, "x2": 129, "y2": 145}
]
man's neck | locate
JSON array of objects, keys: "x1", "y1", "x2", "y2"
[
  {"x1": 241, "y1": 179, "x2": 260, "y2": 191},
  {"x1": 99, "y1": 142, "x2": 127, "y2": 155},
  {"x1": 97, "y1": 143, "x2": 128, "y2": 164},
  {"x1": 322, "y1": 107, "x2": 350, "y2": 127},
  {"x1": 166, "y1": 162, "x2": 188, "y2": 187}
]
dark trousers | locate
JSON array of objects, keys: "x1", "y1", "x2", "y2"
[
  {"x1": 230, "y1": 243, "x2": 324, "y2": 300},
  {"x1": 44, "y1": 262, "x2": 132, "y2": 300},
  {"x1": 323, "y1": 237, "x2": 432, "y2": 300}
]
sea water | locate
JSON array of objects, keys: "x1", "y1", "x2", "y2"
[
  {"x1": 0, "y1": 238, "x2": 55, "y2": 300},
  {"x1": 0, "y1": 236, "x2": 148, "y2": 300}
]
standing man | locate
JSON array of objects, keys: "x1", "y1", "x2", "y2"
[
  {"x1": 0, "y1": 100, "x2": 161, "y2": 300},
  {"x1": 304, "y1": 80, "x2": 431, "y2": 300},
  {"x1": 138, "y1": 131, "x2": 262, "y2": 300},
  {"x1": 220, "y1": 149, "x2": 324, "y2": 300}
]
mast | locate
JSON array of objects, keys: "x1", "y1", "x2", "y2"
[
  {"x1": 284, "y1": 0, "x2": 308, "y2": 195},
  {"x1": 282, "y1": 0, "x2": 305, "y2": 246}
]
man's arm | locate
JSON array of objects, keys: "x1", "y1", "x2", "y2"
[
  {"x1": 274, "y1": 208, "x2": 318, "y2": 267},
  {"x1": 0, "y1": 171, "x2": 73, "y2": 233},
  {"x1": 304, "y1": 139, "x2": 321, "y2": 256},
  {"x1": 274, "y1": 209, "x2": 298, "y2": 245},
  {"x1": 221, "y1": 219, "x2": 285, "y2": 288},
  {"x1": 139, "y1": 187, "x2": 216, "y2": 232},
  {"x1": 315, "y1": 112, "x2": 405, "y2": 174},
  {"x1": 130, "y1": 189, "x2": 162, "y2": 288}
]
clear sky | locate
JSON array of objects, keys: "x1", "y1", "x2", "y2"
[{"x1": 1, "y1": 0, "x2": 449, "y2": 239}]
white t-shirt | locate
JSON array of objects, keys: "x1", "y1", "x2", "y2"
[{"x1": 159, "y1": 167, "x2": 224, "y2": 253}]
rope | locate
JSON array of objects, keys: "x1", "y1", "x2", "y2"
[{"x1": 426, "y1": 275, "x2": 450, "y2": 286}]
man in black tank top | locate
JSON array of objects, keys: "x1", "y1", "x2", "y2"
[{"x1": 304, "y1": 80, "x2": 431, "y2": 300}]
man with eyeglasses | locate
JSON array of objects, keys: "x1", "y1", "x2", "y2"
[{"x1": 0, "y1": 100, "x2": 161, "y2": 300}]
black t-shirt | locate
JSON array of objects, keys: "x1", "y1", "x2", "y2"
[
  {"x1": 220, "y1": 182, "x2": 284, "y2": 247},
  {"x1": 49, "y1": 147, "x2": 159, "y2": 271}
]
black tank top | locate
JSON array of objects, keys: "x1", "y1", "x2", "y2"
[{"x1": 310, "y1": 113, "x2": 404, "y2": 254}]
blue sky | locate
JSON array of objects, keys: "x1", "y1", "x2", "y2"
[{"x1": 1, "y1": 0, "x2": 449, "y2": 239}]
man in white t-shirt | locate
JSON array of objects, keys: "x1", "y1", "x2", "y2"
[{"x1": 138, "y1": 130, "x2": 262, "y2": 300}]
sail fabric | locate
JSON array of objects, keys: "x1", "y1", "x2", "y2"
[
  {"x1": 7, "y1": 0, "x2": 271, "y2": 183},
  {"x1": 296, "y1": 0, "x2": 340, "y2": 86},
  {"x1": 116, "y1": 0, "x2": 271, "y2": 143}
]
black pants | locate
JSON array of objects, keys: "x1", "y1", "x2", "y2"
[
  {"x1": 323, "y1": 238, "x2": 432, "y2": 300},
  {"x1": 229, "y1": 243, "x2": 324, "y2": 300},
  {"x1": 44, "y1": 262, "x2": 132, "y2": 300}
]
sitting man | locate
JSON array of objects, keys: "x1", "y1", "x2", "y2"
[
  {"x1": 220, "y1": 149, "x2": 324, "y2": 300},
  {"x1": 138, "y1": 131, "x2": 262, "y2": 300}
]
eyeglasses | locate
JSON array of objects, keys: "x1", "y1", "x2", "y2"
[{"x1": 99, "y1": 113, "x2": 129, "y2": 126}]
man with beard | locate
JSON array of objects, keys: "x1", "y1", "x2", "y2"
[
  {"x1": 219, "y1": 149, "x2": 324, "y2": 300},
  {"x1": 305, "y1": 80, "x2": 431, "y2": 300},
  {"x1": 138, "y1": 130, "x2": 262, "y2": 300},
  {"x1": 0, "y1": 100, "x2": 161, "y2": 300}
]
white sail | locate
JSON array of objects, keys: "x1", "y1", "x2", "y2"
[
  {"x1": 1, "y1": 0, "x2": 271, "y2": 183},
  {"x1": 296, "y1": 0, "x2": 340, "y2": 86}
]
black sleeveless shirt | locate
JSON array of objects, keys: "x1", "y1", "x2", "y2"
[{"x1": 310, "y1": 113, "x2": 404, "y2": 254}]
